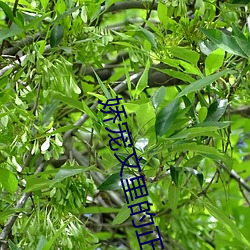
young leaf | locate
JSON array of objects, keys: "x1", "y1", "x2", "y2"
[
  {"x1": 0, "y1": 168, "x2": 18, "y2": 194},
  {"x1": 134, "y1": 59, "x2": 150, "y2": 98},
  {"x1": 157, "y1": 1, "x2": 168, "y2": 24},
  {"x1": 155, "y1": 98, "x2": 179, "y2": 137},
  {"x1": 168, "y1": 47, "x2": 200, "y2": 65},
  {"x1": 42, "y1": 223, "x2": 69, "y2": 250},
  {"x1": 198, "y1": 106, "x2": 208, "y2": 122},
  {"x1": 205, "y1": 49, "x2": 225, "y2": 75},
  {"x1": 93, "y1": 70, "x2": 112, "y2": 99}
]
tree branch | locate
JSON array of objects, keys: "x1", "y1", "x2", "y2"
[
  {"x1": 0, "y1": 45, "x2": 50, "y2": 78},
  {"x1": 2, "y1": 32, "x2": 46, "y2": 56},
  {"x1": 219, "y1": 163, "x2": 250, "y2": 193}
]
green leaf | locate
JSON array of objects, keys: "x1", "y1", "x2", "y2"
[
  {"x1": 157, "y1": 1, "x2": 168, "y2": 24},
  {"x1": 200, "y1": 28, "x2": 247, "y2": 58},
  {"x1": 0, "y1": 168, "x2": 18, "y2": 194},
  {"x1": 155, "y1": 99, "x2": 179, "y2": 137},
  {"x1": 53, "y1": 5, "x2": 83, "y2": 23},
  {"x1": 36, "y1": 236, "x2": 48, "y2": 250},
  {"x1": 42, "y1": 223, "x2": 69, "y2": 250},
  {"x1": 138, "y1": 27, "x2": 157, "y2": 48},
  {"x1": 168, "y1": 182, "x2": 180, "y2": 210},
  {"x1": 151, "y1": 86, "x2": 166, "y2": 111},
  {"x1": 198, "y1": 106, "x2": 208, "y2": 122},
  {"x1": 170, "y1": 126, "x2": 220, "y2": 139},
  {"x1": 40, "y1": 0, "x2": 49, "y2": 9},
  {"x1": 112, "y1": 197, "x2": 145, "y2": 225},
  {"x1": 194, "y1": 121, "x2": 231, "y2": 129},
  {"x1": 234, "y1": 35, "x2": 250, "y2": 58},
  {"x1": 170, "y1": 143, "x2": 230, "y2": 166},
  {"x1": 168, "y1": 47, "x2": 200, "y2": 65},
  {"x1": 178, "y1": 61, "x2": 203, "y2": 76},
  {"x1": 0, "y1": 25, "x2": 23, "y2": 42},
  {"x1": 185, "y1": 167, "x2": 204, "y2": 187},
  {"x1": 183, "y1": 155, "x2": 203, "y2": 168},
  {"x1": 95, "y1": 232, "x2": 124, "y2": 240},
  {"x1": 205, "y1": 49, "x2": 225, "y2": 75},
  {"x1": 53, "y1": 92, "x2": 84, "y2": 112},
  {"x1": 41, "y1": 100, "x2": 60, "y2": 125},
  {"x1": 203, "y1": 201, "x2": 250, "y2": 248},
  {"x1": 24, "y1": 177, "x2": 51, "y2": 192},
  {"x1": 0, "y1": 209, "x2": 23, "y2": 223},
  {"x1": 134, "y1": 59, "x2": 151, "y2": 98},
  {"x1": 156, "y1": 67, "x2": 195, "y2": 83},
  {"x1": 51, "y1": 166, "x2": 85, "y2": 186},
  {"x1": 170, "y1": 166, "x2": 180, "y2": 186},
  {"x1": 98, "y1": 173, "x2": 134, "y2": 191},
  {"x1": 9, "y1": 241, "x2": 22, "y2": 250},
  {"x1": 176, "y1": 70, "x2": 231, "y2": 98},
  {"x1": 80, "y1": 206, "x2": 120, "y2": 214},
  {"x1": 93, "y1": 70, "x2": 112, "y2": 99},
  {"x1": 205, "y1": 99, "x2": 228, "y2": 122},
  {"x1": 50, "y1": 24, "x2": 64, "y2": 47},
  {"x1": 0, "y1": 2, "x2": 14, "y2": 21},
  {"x1": 112, "y1": 203, "x2": 131, "y2": 225}
]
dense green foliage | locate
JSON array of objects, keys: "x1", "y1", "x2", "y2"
[{"x1": 1, "y1": 0, "x2": 250, "y2": 249}]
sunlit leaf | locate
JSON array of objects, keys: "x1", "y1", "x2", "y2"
[{"x1": 0, "y1": 168, "x2": 18, "y2": 194}]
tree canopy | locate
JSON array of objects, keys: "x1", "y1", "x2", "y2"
[{"x1": 0, "y1": 0, "x2": 250, "y2": 249}]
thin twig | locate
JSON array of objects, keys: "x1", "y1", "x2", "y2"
[
  {"x1": 32, "y1": 80, "x2": 42, "y2": 115},
  {"x1": 0, "y1": 0, "x2": 20, "y2": 55},
  {"x1": 141, "y1": 0, "x2": 156, "y2": 28},
  {"x1": 219, "y1": 162, "x2": 250, "y2": 193}
]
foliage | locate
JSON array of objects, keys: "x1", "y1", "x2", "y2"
[{"x1": 1, "y1": 0, "x2": 250, "y2": 249}]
